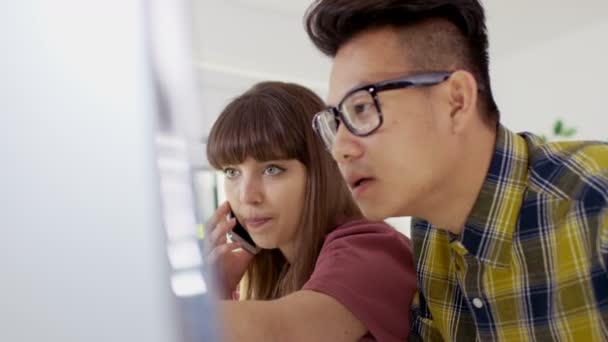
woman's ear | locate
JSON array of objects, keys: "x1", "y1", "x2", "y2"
[{"x1": 446, "y1": 70, "x2": 478, "y2": 133}]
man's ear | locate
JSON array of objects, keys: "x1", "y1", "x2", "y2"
[{"x1": 445, "y1": 70, "x2": 478, "y2": 133}]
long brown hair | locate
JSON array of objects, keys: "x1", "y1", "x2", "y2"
[{"x1": 206, "y1": 81, "x2": 361, "y2": 300}]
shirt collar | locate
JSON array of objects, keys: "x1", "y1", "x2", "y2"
[{"x1": 458, "y1": 124, "x2": 529, "y2": 268}]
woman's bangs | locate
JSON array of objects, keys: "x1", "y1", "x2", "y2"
[{"x1": 207, "y1": 100, "x2": 302, "y2": 168}]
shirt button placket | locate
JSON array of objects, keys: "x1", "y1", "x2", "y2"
[{"x1": 472, "y1": 297, "x2": 484, "y2": 309}]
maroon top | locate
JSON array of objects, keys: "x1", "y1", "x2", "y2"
[{"x1": 303, "y1": 219, "x2": 416, "y2": 341}]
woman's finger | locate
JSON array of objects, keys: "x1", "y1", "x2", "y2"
[
  {"x1": 208, "y1": 217, "x2": 236, "y2": 247},
  {"x1": 203, "y1": 201, "x2": 231, "y2": 236},
  {"x1": 206, "y1": 241, "x2": 243, "y2": 265},
  {"x1": 202, "y1": 202, "x2": 233, "y2": 255}
]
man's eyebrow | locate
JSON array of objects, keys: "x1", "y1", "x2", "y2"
[{"x1": 328, "y1": 80, "x2": 375, "y2": 106}]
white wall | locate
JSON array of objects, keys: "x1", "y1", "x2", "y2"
[
  {"x1": 193, "y1": 0, "x2": 328, "y2": 91},
  {"x1": 492, "y1": 20, "x2": 608, "y2": 140}
]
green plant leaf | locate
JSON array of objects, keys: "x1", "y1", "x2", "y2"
[
  {"x1": 563, "y1": 128, "x2": 577, "y2": 137},
  {"x1": 553, "y1": 119, "x2": 563, "y2": 135}
]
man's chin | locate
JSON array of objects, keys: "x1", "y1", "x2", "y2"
[{"x1": 358, "y1": 203, "x2": 391, "y2": 222}]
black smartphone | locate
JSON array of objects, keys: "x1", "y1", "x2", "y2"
[{"x1": 229, "y1": 211, "x2": 260, "y2": 255}]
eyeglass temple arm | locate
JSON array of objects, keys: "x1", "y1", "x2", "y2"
[{"x1": 376, "y1": 72, "x2": 453, "y2": 91}]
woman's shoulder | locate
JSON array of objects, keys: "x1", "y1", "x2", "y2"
[
  {"x1": 329, "y1": 218, "x2": 410, "y2": 240},
  {"x1": 305, "y1": 218, "x2": 416, "y2": 341},
  {"x1": 322, "y1": 218, "x2": 412, "y2": 252}
]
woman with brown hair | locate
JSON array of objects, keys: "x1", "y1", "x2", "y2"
[{"x1": 204, "y1": 81, "x2": 416, "y2": 342}]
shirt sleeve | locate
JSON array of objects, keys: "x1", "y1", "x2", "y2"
[
  {"x1": 302, "y1": 220, "x2": 417, "y2": 342},
  {"x1": 599, "y1": 207, "x2": 608, "y2": 272},
  {"x1": 583, "y1": 144, "x2": 608, "y2": 272},
  {"x1": 589, "y1": 150, "x2": 608, "y2": 272}
]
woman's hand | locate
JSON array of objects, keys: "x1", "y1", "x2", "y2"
[{"x1": 203, "y1": 202, "x2": 254, "y2": 299}]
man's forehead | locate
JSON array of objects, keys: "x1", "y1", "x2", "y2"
[{"x1": 326, "y1": 28, "x2": 413, "y2": 106}]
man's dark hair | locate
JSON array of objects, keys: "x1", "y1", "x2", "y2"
[{"x1": 304, "y1": 0, "x2": 499, "y2": 121}]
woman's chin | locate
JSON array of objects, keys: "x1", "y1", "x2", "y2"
[{"x1": 252, "y1": 239, "x2": 278, "y2": 250}]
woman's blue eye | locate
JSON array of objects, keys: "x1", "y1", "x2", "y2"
[
  {"x1": 264, "y1": 165, "x2": 284, "y2": 176},
  {"x1": 223, "y1": 168, "x2": 239, "y2": 179}
]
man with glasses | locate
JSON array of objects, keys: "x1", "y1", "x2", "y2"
[{"x1": 305, "y1": 0, "x2": 608, "y2": 340}]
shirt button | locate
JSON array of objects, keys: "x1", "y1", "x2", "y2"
[{"x1": 472, "y1": 298, "x2": 484, "y2": 309}]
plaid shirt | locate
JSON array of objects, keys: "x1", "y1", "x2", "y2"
[{"x1": 411, "y1": 125, "x2": 608, "y2": 341}]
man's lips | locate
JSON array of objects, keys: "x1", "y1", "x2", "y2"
[
  {"x1": 346, "y1": 174, "x2": 374, "y2": 190},
  {"x1": 344, "y1": 173, "x2": 375, "y2": 198}
]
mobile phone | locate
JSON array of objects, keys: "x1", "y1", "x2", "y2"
[{"x1": 229, "y1": 211, "x2": 260, "y2": 255}]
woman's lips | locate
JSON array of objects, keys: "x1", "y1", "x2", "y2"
[{"x1": 244, "y1": 218, "x2": 272, "y2": 230}]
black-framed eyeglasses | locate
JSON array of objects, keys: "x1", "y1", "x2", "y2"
[{"x1": 312, "y1": 71, "x2": 453, "y2": 150}]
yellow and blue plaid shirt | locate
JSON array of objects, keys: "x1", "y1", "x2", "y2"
[{"x1": 411, "y1": 125, "x2": 608, "y2": 341}]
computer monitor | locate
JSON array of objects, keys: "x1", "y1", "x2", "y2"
[{"x1": 0, "y1": 1, "x2": 217, "y2": 341}]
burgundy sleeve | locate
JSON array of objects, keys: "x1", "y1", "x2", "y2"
[{"x1": 302, "y1": 220, "x2": 417, "y2": 342}]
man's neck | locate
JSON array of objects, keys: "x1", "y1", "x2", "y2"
[{"x1": 423, "y1": 123, "x2": 497, "y2": 235}]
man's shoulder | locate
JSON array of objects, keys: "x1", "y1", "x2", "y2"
[{"x1": 522, "y1": 133, "x2": 608, "y2": 202}]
